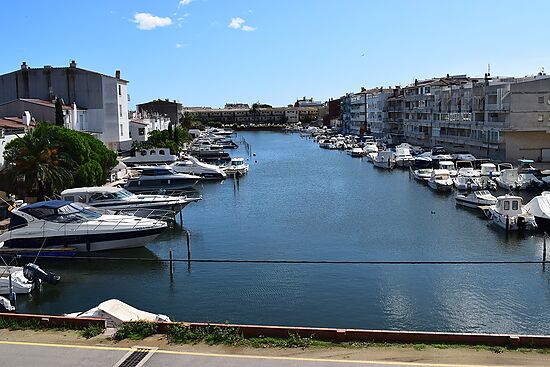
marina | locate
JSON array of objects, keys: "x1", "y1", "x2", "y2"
[{"x1": 8, "y1": 131, "x2": 550, "y2": 335}]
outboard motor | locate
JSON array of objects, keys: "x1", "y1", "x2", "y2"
[{"x1": 23, "y1": 263, "x2": 61, "y2": 285}]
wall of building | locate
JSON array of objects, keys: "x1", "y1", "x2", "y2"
[
  {"x1": 0, "y1": 132, "x2": 22, "y2": 168},
  {"x1": 504, "y1": 131, "x2": 550, "y2": 161},
  {"x1": 101, "y1": 77, "x2": 130, "y2": 149}
]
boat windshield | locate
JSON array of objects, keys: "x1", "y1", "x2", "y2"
[
  {"x1": 24, "y1": 203, "x2": 101, "y2": 223},
  {"x1": 89, "y1": 189, "x2": 134, "y2": 202}
]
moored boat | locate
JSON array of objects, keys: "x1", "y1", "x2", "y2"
[
  {"x1": 373, "y1": 151, "x2": 395, "y2": 169},
  {"x1": 488, "y1": 195, "x2": 537, "y2": 231},
  {"x1": 224, "y1": 157, "x2": 249, "y2": 175},
  {"x1": 0, "y1": 200, "x2": 168, "y2": 252},
  {"x1": 455, "y1": 190, "x2": 497, "y2": 208},
  {"x1": 427, "y1": 169, "x2": 453, "y2": 191},
  {"x1": 125, "y1": 166, "x2": 202, "y2": 192}
]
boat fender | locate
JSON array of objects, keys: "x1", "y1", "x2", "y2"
[{"x1": 23, "y1": 263, "x2": 61, "y2": 285}]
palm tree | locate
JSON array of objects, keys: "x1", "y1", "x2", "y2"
[{"x1": 4, "y1": 125, "x2": 75, "y2": 199}]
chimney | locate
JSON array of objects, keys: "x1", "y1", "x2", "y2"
[
  {"x1": 115, "y1": 70, "x2": 121, "y2": 79},
  {"x1": 21, "y1": 62, "x2": 28, "y2": 70},
  {"x1": 69, "y1": 60, "x2": 77, "y2": 68},
  {"x1": 22, "y1": 111, "x2": 31, "y2": 127}
]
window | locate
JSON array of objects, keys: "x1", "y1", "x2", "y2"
[
  {"x1": 120, "y1": 124, "x2": 123, "y2": 136},
  {"x1": 119, "y1": 104, "x2": 123, "y2": 117},
  {"x1": 159, "y1": 150, "x2": 166, "y2": 155},
  {"x1": 118, "y1": 85, "x2": 122, "y2": 96},
  {"x1": 539, "y1": 96, "x2": 544, "y2": 104},
  {"x1": 504, "y1": 201, "x2": 510, "y2": 210},
  {"x1": 150, "y1": 150, "x2": 156, "y2": 155},
  {"x1": 138, "y1": 128, "x2": 145, "y2": 136},
  {"x1": 141, "y1": 150, "x2": 147, "y2": 156},
  {"x1": 512, "y1": 201, "x2": 519, "y2": 211},
  {"x1": 538, "y1": 114, "x2": 544, "y2": 122}
]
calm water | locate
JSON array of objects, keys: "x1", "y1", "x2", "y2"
[{"x1": 17, "y1": 131, "x2": 550, "y2": 334}]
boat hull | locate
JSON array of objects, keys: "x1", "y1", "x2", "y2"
[{"x1": 2, "y1": 227, "x2": 166, "y2": 252}]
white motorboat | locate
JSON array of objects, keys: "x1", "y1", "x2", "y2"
[
  {"x1": 362, "y1": 143, "x2": 378, "y2": 154},
  {"x1": 60, "y1": 186, "x2": 200, "y2": 215},
  {"x1": 121, "y1": 148, "x2": 177, "y2": 167},
  {"x1": 0, "y1": 201, "x2": 168, "y2": 252},
  {"x1": 438, "y1": 161, "x2": 457, "y2": 177},
  {"x1": 453, "y1": 175, "x2": 472, "y2": 190},
  {"x1": 480, "y1": 163, "x2": 500, "y2": 177},
  {"x1": 0, "y1": 263, "x2": 60, "y2": 295},
  {"x1": 412, "y1": 168, "x2": 432, "y2": 182},
  {"x1": 427, "y1": 169, "x2": 453, "y2": 191},
  {"x1": 207, "y1": 127, "x2": 234, "y2": 136},
  {"x1": 451, "y1": 152, "x2": 477, "y2": 161},
  {"x1": 348, "y1": 147, "x2": 364, "y2": 157},
  {"x1": 125, "y1": 166, "x2": 202, "y2": 192},
  {"x1": 394, "y1": 146, "x2": 415, "y2": 167},
  {"x1": 455, "y1": 190, "x2": 497, "y2": 208},
  {"x1": 0, "y1": 266, "x2": 34, "y2": 294},
  {"x1": 414, "y1": 152, "x2": 433, "y2": 168},
  {"x1": 373, "y1": 151, "x2": 395, "y2": 169},
  {"x1": 525, "y1": 192, "x2": 550, "y2": 232},
  {"x1": 488, "y1": 195, "x2": 537, "y2": 231},
  {"x1": 495, "y1": 169, "x2": 524, "y2": 191},
  {"x1": 171, "y1": 156, "x2": 227, "y2": 180},
  {"x1": 224, "y1": 157, "x2": 249, "y2": 175}
]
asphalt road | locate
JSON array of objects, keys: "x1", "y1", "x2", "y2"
[{"x1": 0, "y1": 341, "x2": 539, "y2": 367}]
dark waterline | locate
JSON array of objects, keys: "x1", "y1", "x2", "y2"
[{"x1": 16, "y1": 131, "x2": 550, "y2": 334}]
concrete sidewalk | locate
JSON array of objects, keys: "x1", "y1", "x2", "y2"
[{"x1": 2, "y1": 340, "x2": 550, "y2": 367}]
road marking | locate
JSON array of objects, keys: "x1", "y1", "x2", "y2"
[
  {"x1": 0, "y1": 340, "x2": 133, "y2": 352},
  {"x1": 0, "y1": 340, "x2": 521, "y2": 367}
]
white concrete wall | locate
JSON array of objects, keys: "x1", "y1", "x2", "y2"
[
  {"x1": 0, "y1": 132, "x2": 22, "y2": 168},
  {"x1": 101, "y1": 77, "x2": 130, "y2": 149}
]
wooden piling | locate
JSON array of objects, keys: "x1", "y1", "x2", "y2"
[
  {"x1": 186, "y1": 230, "x2": 191, "y2": 259},
  {"x1": 169, "y1": 249, "x2": 174, "y2": 277},
  {"x1": 544, "y1": 233, "x2": 547, "y2": 263}
]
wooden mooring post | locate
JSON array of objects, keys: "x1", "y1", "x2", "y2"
[
  {"x1": 169, "y1": 248, "x2": 174, "y2": 278},
  {"x1": 185, "y1": 230, "x2": 191, "y2": 271},
  {"x1": 543, "y1": 232, "x2": 547, "y2": 264}
]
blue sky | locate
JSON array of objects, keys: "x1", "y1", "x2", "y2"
[{"x1": 2, "y1": 0, "x2": 549, "y2": 108}]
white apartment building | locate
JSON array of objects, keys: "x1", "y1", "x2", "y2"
[
  {"x1": 0, "y1": 61, "x2": 131, "y2": 150},
  {"x1": 129, "y1": 113, "x2": 171, "y2": 142}
]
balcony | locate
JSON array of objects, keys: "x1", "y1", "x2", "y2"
[{"x1": 485, "y1": 103, "x2": 510, "y2": 111}]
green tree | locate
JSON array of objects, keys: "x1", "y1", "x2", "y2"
[
  {"x1": 2, "y1": 124, "x2": 118, "y2": 198},
  {"x1": 3, "y1": 125, "x2": 74, "y2": 199},
  {"x1": 54, "y1": 97, "x2": 64, "y2": 126}
]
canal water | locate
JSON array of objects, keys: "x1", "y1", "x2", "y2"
[{"x1": 17, "y1": 131, "x2": 550, "y2": 334}]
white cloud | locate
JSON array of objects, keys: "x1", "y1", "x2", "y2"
[
  {"x1": 175, "y1": 43, "x2": 184, "y2": 48},
  {"x1": 133, "y1": 13, "x2": 172, "y2": 30},
  {"x1": 229, "y1": 17, "x2": 245, "y2": 29},
  {"x1": 229, "y1": 17, "x2": 257, "y2": 31},
  {"x1": 179, "y1": 0, "x2": 192, "y2": 6}
]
